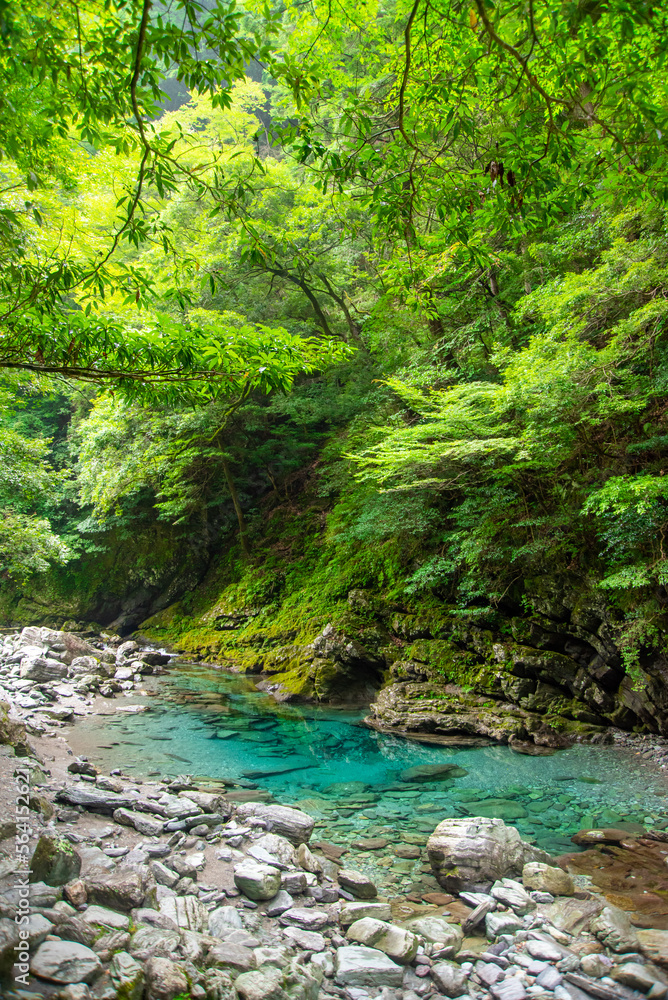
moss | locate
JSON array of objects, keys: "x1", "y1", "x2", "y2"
[
  {"x1": 405, "y1": 638, "x2": 488, "y2": 688},
  {"x1": 0, "y1": 701, "x2": 30, "y2": 754}
]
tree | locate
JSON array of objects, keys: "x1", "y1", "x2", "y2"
[
  {"x1": 280, "y1": 0, "x2": 668, "y2": 328},
  {"x1": 0, "y1": 0, "x2": 335, "y2": 390}
]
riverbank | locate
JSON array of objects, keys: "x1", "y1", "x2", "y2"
[{"x1": 2, "y1": 627, "x2": 668, "y2": 1000}]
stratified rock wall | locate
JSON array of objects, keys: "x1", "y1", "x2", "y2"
[{"x1": 236, "y1": 575, "x2": 668, "y2": 740}]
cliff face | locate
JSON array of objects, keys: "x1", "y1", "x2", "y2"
[
  {"x1": 141, "y1": 560, "x2": 668, "y2": 742},
  {"x1": 0, "y1": 518, "x2": 216, "y2": 635}
]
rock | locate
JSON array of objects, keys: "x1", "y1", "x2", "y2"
[
  {"x1": 399, "y1": 763, "x2": 468, "y2": 782},
  {"x1": 167, "y1": 854, "x2": 199, "y2": 879},
  {"x1": 234, "y1": 802, "x2": 315, "y2": 845},
  {"x1": 376, "y1": 925, "x2": 419, "y2": 964},
  {"x1": 77, "y1": 845, "x2": 115, "y2": 873},
  {"x1": 468, "y1": 799, "x2": 528, "y2": 821},
  {"x1": 30, "y1": 940, "x2": 102, "y2": 984},
  {"x1": 208, "y1": 905, "x2": 243, "y2": 936},
  {"x1": 591, "y1": 906, "x2": 640, "y2": 953},
  {"x1": 491, "y1": 977, "x2": 527, "y2": 1000},
  {"x1": 612, "y1": 962, "x2": 666, "y2": 993},
  {"x1": 56, "y1": 785, "x2": 135, "y2": 813},
  {"x1": 58, "y1": 986, "x2": 91, "y2": 1000},
  {"x1": 280, "y1": 907, "x2": 329, "y2": 930},
  {"x1": 234, "y1": 967, "x2": 285, "y2": 1000},
  {"x1": 81, "y1": 905, "x2": 130, "y2": 931},
  {"x1": 20, "y1": 655, "x2": 68, "y2": 682},
  {"x1": 144, "y1": 956, "x2": 188, "y2": 1000},
  {"x1": 179, "y1": 929, "x2": 212, "y2": 964},
  {"x1": 156, "y1": 792, "x2": 202, "y2": 819},
  {"x1": 206, "y1": 942, "x2": 256, "y2": 972},
  {"x1": 297, "y1": 843, "x2": 322, "y2": 874},
  {"x1": 338, "y1": 869, "x2": 377, "y2": 899},
  {"x1": 117, "y1": 640, "x2": 140, "y2": 660},
  {"x1": 522, "y1": 862, "x2": 575, "y2": 896},
  {"x1": 30, "y1": 834, "x2": 82, "y2": 886},
  {"x1": 536, "y1": 967, "x2": 563, "y2": 990},
  {"x1": 340, "y1": 902, "x2": 393, "y2": 926},
  {"x1": 129, "y1": 927, "x2": 181, "y2": 962},
  {"x1": 253, "y1": 833, "x2": 298, "y2": 866},
  {"x1": 266, "y1": 890, "x2": 294, "y2": 917},
  {"x1": 134, "y1": 911, "x2": 177, "y2": 932},
  {"x1": 114, "y1": 808, "x2": 165, "y2": 837},
  {"x1": 85, "y1": 866, "x2": 150, "y2": 912},
  {"x1": 476, "y1": 960, "x2": 505, "y2": 986},
  {"x1": 491, "y1": 877, "x2": 535, "y2": 915},
  {"x1": 431, "y1": 960, "x2": 468, "y2": 997},
  {"x1": 68, "y1": 759, "x2": 99, "y2": 777},
  {"x1": 394, "y1": 844, "x2": 421, "y2": 859},
  {"x1": 110, "y1": 951, "x2": 144, "y2": 1000},
  {"x1": 334, "y1": 946, "x2": 404, "y2": 988},
  {"x1": 281, "y1": 870, "x2": 308, "y2": 894},
  {"x1": 248, "y1": 844, "x2": 288, "y2": 869},
  {"x1": 234, "y1": 861, "x2": 282, "y2": 901},
  {"x1": 180, "y1": 789, "x2": 231, "y2": 816},
  {"x1": 69, "y1": 655, "x2": 102, "y2": 675},
  {"x1": 486, "y1": 911, "x2": 524, "y2": 938},
  {"x1": 347, "y1": 917, "x2": 388, "y2": 946},
  {"x1": 571, "y1": 828, "x2": 632, "y2": 846},
  {"x1": 95, "y1": 930, "x2": 131, "y2": 963},
  {"x1": 149, "y1": 860, "x2": 179, "y2": 888},
  {"x1": 283, "y1": 926, "x2": 326, "y2": 951},
  {"x1": 539, "y1": 896, "x2": 604, "y2": 935},
  {"x1": 158, "y1": 895, "x2": 208, "y2": 932},
  {"x1": 352, "y1": 837, "x2": 388, "y2": 851},
  {"x1": 0, "y1": 917, "x2": 20, "y2": 979},
  {"x1": 26, "y1": 913, "x2": 53, "y2": 947},
  {"x1": 402, "y1": 915, "x2": 463, "y2": 953},
  {"x1": 638, "y1": 929, "x2": 668, "y2": 969},
  {"x1": 580, "y1": 954, "x2": 614, "y2": 978},
  {"x1": 427, "y1": 816, "x2": 550, "y2": 891},
  {"x1": 526, "y1": 939, "x2": 562, "y2": 962}
]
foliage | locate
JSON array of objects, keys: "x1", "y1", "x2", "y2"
[
  {"x1": 0, "y1": 385, "x2": 70, "y2": 579},
  {"x1": 0, "y1": 0, "x2": 666, "y2": 682}
]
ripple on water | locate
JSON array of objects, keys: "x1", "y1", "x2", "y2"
[{"x1": 70, "y1": 660, "x2": 668, "y2": 866}]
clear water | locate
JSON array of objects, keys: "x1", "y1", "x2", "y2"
[{"x1": 69, "y1": 660, "x2": 668, "y2": 873}]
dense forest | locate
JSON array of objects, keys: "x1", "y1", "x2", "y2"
[{"x1": 2, "y1": 0, "x2": 668, "y2": 737}]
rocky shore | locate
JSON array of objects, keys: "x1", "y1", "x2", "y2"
[{"x1": 1, "y1": 627, "x2": 668, "y2": 1000}]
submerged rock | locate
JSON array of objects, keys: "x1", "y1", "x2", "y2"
[
  {"x1": 637, "y1": 929, "x2": 668, "y2": 968},
  {"x1": 399, "y1": 762, "x2": 468, "y2": 782}
]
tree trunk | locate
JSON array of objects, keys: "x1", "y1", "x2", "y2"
[{"x1": 222, "y1": 459, "x2": 250, "y2": 558}]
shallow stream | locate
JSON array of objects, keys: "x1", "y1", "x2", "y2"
[{"x1": 69, "y1": 660, "x2": 668, "y2": 892}]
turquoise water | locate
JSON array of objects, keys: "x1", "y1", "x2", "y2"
[{"x1": 70, "y1": 660, "x2": 668, "y2": 870}]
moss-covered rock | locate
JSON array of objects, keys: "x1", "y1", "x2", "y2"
[
  {"x1": 0, "y1": 701, "x2": 30, "y2": 755},
  {"x1": 30, "y1": 835, "x2": 82, "y2": 886}
]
